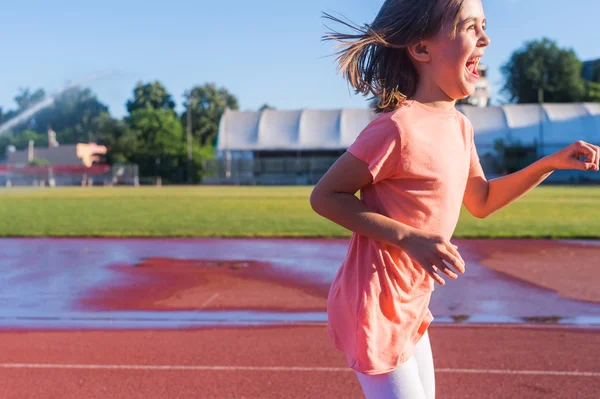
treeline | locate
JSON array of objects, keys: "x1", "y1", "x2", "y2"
[
  {"x1": 501, "y1": 38, "x2": 600, "y2": 103},
  {"x1": 0, "y1": 82, "x2": 244, "y2": 183},
  {"x1": 0, "y1": 38, "x2": 598, "y2": 183}
]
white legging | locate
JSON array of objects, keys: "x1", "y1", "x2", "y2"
[{"x1": 355, "y1": 330, "x2": 435, "y2": 399}]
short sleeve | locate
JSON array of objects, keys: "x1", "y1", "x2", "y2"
[
  {"x1": 347, "y1": 117, "x2": 402, "y2": 184},
  {"x1": 468, "y1": 123, "x2": 485, "y2": 178}
]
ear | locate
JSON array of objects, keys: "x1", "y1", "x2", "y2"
[{"x1": 406, "y1": 41, "x2": 431, "y2": 63}]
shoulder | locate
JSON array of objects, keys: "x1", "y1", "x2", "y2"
[
  {"x1": 358, "y1": 110, "x2": 403, "y2": 142},
  {"x1": 455, "y1": 110, "x2": 474, "y2": 134}
]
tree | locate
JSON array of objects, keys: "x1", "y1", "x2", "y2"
[
  {"x1": 589, "y1": 60, "x2": 600, "y2": 82},
  {"x1": 501, "y1": 38, "x2": 585, "y2": 103},
  {"x1": 10, "y1": 130, "x2": 47, "y2": 150},
  {"x1": 0, "y1": 135, "x2": 11, "y2": 159},
  {"x1": 92, "y1": 112, "x2": 132, "y2": 164},
  {"x1": 33, "y1": 87, "x2": 109, "y2": 143},
  {"x1": 128, "y1": 108, "x2": 183, "y2": 156},
  {"x1": 182, "y1": 83, "x2": 239, "y2": 147},
  {"x1": 0, "y1": 88, "x2": 48, "y2": 132},
  {"x1": 0, "y1": 86, "x2": 109, "y2": 146},
  {"x1": 126, "y1": 108, "x2": 185, "y2": 182},
  {"x1": 14, "y1": 88, "x2": 46, "y2": 112},
  {"x1": 0, "y1": 129, "x2": 46, "y2": 157},
  {"x1": 0, "y1": 88, "x2": 48, "y2": 154},
  {"x1": 28, "y1": 158, "x2": 52, "y2": 166},
  {"x1": 126, "y1": 81, "x2": 176, "y2": 114},
  {"x1": 123, "y1": 82, "x2": 188, "y2": 182},
  {"x1": 584, "y1": 81, "x2": 600, "y2": 102},
  {"x1": 583, "y1": 60, "x2": 600, "y2": 102}
]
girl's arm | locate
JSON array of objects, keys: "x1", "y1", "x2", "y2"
[
  {"x1": 310, "y1": 152, "x2": 414, "y2": 247},
  {"x1": 463, "y1": 140, "x2": 600, "y2": 219},
  {"x1": 310, "y1": 151, "x2": 465, "y2": 285}
]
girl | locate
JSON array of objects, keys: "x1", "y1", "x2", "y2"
[{"x1": 310, "y1": 0, "x2": 600, "y2": 398}]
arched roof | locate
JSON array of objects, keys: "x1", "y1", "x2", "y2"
[{"x1": 216, "y1": 104, "x2": 600, "y2": 152}]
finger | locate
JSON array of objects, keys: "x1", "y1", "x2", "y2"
[
  {"x1": 425, "y1": 263, "x2": 446, "y2": 285},
  {"x1": 447, "y1": 241, "x2": 463, "y2": 258},
  {"x1": 594, "y1": 145, "x2": 600, "y2": 170},
  {"x1": 432, "y1": 258, "x2": 459, "y2": 280},
  {"x1": 577, "y1": 142, "x2": 598, "y2": 170},
  {"x1": 440, "y1": 245, "x2": 465, "y2": 274},
  {"x1": 583, "y1": 142, "x2": 598, "y2": 167}
]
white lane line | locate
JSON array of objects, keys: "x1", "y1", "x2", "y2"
[
  {"x1": 199, "y1": 293, "x2": 220, "y2": 309},
  {"x1": 437, "y1": 368, "x2": 600, "y2": 377},
  {"x1": 0, "y1": 364, "x2": 598, "y2": 377}
]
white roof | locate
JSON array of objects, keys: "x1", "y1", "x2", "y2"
[
  {"x1": 216, "y1": 104, "x2": 600, "y2": 152},
  {"x1": 217, "y1": 108, "x2": 376, "y2": 151}
]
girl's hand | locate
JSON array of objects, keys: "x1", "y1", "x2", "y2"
[
  {"x1": 545, "y1": 140, "x2": 600, "y2": 172},
  {"x1": 399, "y1": 230, "x2": 465, "y2": 286}
]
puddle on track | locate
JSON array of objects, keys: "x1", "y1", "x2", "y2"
[{"x1": 1, "y1": 238, "x2": 599, "y2": 329}]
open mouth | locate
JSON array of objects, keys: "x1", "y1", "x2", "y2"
[{"x1": 465, "y1": 57, "x2": 481, "y2": 78}]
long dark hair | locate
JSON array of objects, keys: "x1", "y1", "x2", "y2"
[{"x1": 323, "y1": 0, "x2": 465, "y2": 114}]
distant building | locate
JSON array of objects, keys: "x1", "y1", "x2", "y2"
[
  {"x1": 1, "y1": 129, "x2": 140, "y2": 187},
  {"x1": 582, "y1": 59, "x2": 599, "y2": 81},
  {"x1": 3, "y1": 141, "x2": 109, "y2": 187},
  {"x1": 7, "y1": 142, "x2": 107, "y2": 167},
  {"x1": 458, "y1": 63, "x2": 490, "y2": 107},
  {"x1": 211, "y1": 103, "x2": 600, "y2": 185}
]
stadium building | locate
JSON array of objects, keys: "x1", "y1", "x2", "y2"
[
  {"x1": 208, "y1": 103, "x2": 600, "y2": 185},
  {"x1": 2, "y1": 128, "x2": 138, "y2": 187}
]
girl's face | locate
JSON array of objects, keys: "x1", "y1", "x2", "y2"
[{"x1": 425, "y1": 0, "x2": 491, "y2": 101}]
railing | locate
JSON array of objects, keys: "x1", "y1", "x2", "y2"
[
  {"x1": 202, "y1": 145, "x2": 600, "y2": 186},
  {"x1": 0, "y1": 164, "x2": 139, "y2": 187}
]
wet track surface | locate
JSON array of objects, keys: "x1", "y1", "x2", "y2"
[
  {"x1": 1, "y1": 238, "x2": 599, "y2": 329},
  {"x1": 2, "y1": 238, "x2": 600, "y2": 398}
]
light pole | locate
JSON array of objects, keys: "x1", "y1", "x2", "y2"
[
  {"x1": 186, "y1": 91, "x2": 193, "y2": 184},
  {"x1": 538, "y1": 72, "x2": 548, "y2": 158}
]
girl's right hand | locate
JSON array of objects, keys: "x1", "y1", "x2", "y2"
[{"x1": 398, "y1": 230, "x2": 465, "y2": 285}]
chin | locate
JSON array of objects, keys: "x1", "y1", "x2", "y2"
[
  {"x1": 447, "y1": 90, "x2": 473, "y2": 101},
  {"x1": 458, "y1": 84, "x2": 476, "y2": 99}
]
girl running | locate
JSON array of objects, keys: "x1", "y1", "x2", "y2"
[{"x1": 310, "y1": 0, "x2": 600, "y2": 398}]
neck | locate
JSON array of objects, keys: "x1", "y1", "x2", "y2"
[{"x1": 411, "y1": 81, "x2": 457, "y2": 111}]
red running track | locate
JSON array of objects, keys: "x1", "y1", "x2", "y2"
[
  {"x1": 2, "y1": 238, "x2": 600, "y2": 398},
  {"x1": 1, "y1": 325, "x2": 599, "y2": 399}
]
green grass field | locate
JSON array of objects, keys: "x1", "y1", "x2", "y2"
[{"x1": 0, "y1": 185, "x2": 598, "y2": 238}]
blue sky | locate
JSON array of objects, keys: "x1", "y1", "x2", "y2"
[{"x1": 0, "y1": 0, "x2": 598, "y2": 118}]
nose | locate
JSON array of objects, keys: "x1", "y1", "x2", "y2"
[{"x1": 479, "y1": 30, "x2": 491, "y2": 47}]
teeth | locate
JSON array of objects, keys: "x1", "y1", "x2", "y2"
[{"x1": 466, "y1": 57, "x2": 481, "y2": 71}]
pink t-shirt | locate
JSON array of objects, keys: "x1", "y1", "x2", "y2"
[{"x1": 326, "y1": 100, "x2": 483, "y2": 375}]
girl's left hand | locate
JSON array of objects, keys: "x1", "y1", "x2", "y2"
[{"x1": 545, "y1": 140, "x2": 600, "y2": 172}]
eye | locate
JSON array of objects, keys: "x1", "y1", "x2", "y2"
[{"x1": 467, "y1": 25, "x2": 475, "y2": 31}]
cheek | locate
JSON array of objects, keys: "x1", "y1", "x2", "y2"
[{"x1": 436, "y1": 41, "x2": 470, "y2": 71}]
